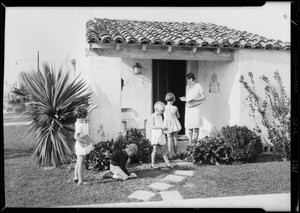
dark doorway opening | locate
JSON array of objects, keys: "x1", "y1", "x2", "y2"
[{"x1": 152, "y1": 60, "x2": 186, "y2": 134}]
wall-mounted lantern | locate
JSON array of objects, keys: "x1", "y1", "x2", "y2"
[{"x1": 133, "y1": 63, "x2": 142, "y2": 75}]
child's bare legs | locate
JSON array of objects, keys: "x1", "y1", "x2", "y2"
[
  {"x1": 77, "y1": 155, "x2": 86, "y2": 183},
  {"x1": 151, "y1": 145, "x2": 158, "y2": 166},
  {"x1": 161, "y1": 145, "x2": 171, "y2": 167},
  {"x1": 162, "y1": 154, "x2": 170, "y2": 165},
  {"x1": 74, "y1": 157, "x2": 79, "y2": 180},
  {"x1": 167, "y1": 133, "x2": 173, "y2": 158},
  {"x1": 172, "y1": 132, "x2": 178, "y2": 156}
]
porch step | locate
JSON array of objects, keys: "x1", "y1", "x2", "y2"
[{"x1": 177, "y1": 135, "x2": 188, "y2": 141}]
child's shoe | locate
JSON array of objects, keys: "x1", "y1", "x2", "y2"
[
  {"x1": 77, "y1": 181, "x2": 88, "y2": 186},
  {"x1": 150, "y1": 164, "x2": 158, "y2": 169},
  {"x1": 166, "y1": 163, "x2": 173, "y2": 168},
  {"x1": 102, "y1": 171, "x2": 113, "y2": 179}
]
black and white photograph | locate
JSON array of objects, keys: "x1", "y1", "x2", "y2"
[{"x1": 2, "y1": 2, "x2": 295, "y2": 210}]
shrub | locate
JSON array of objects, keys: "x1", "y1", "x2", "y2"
[
  {"x1": 221, "y1": 125, "x2": 263, "y2": 163},
  {"x1": 85, "y1": 140, "x2": 114, "y2": 171},
  {"x1": 122, "y1": 129, "x2": 153, "y2": 163},
  {"x1": 186, "y1": 136, "x2": 233, "y2": 165},
  {"x1": 84, "y1": 129, "x2": 152, "y2": 171}
]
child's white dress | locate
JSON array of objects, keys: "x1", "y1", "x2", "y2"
[
  {"x1": 74, "y1": 121, "x2": 93, "y2": 156},
  {"x1": 151, "y1": 113, "x2": 166, "y2": 145},
  {"x1": 163, "y1": 105, "x2": 182, "y2": 133}
]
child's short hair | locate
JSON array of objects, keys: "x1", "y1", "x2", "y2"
[
  {"x1": 154, "y1": 101, "x2": 165, "y2": 111},
  {"x1": 186, "y1": 73, "x2": 196, "y2": 81},
  {"x1": 74, "y1": 106, "x2": 88, "y2": 118},
  {"x1": 165, "y1": 93, "x2": 176, "y2": 102}
]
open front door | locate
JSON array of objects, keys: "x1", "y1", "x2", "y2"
[{"x1": 152, "y1": 60, "x2": 186, "y2": 134}]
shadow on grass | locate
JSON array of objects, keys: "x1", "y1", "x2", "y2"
[
  {"x1": 88, "y1": 166, "x2": 177, "y2": 185},
  {"x1": 253, "y1": 154, "x2": 283, "y2": 163},
  {"x1": 4, "y1": 148, "x2": 33, "y2": 160},
  {"x1": 134, "y1": 167, "x2": 174, "y2": 178}
]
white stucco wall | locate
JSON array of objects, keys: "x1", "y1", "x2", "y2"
[
  {"x1": 88, "y1": 56, "x2": 122, "y2": 142},
  {"x1": 196, "y1": 49, "x2": 290, "y2": 145},
  {"x1": 121, "y1": 59, "x2": 152, "y2": 139},
  {"x1": 238, "y1": 49, "x2": 290, "y2": 145},
  {"x1": 197, "y1": 51, "x2": 240, "y2": 135}
]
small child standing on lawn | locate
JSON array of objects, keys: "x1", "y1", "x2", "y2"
[
  {"x1": 109, "y1": 144, "x2": 139, "y2": 180},
  {"x1": 164, "y1": 93, "x2": 182, "y2": 159},
  {"x1": 150, "y1": 101, "x2": 172, "y2": 169},
  {"x1": 73, "y1": 105, "x2": 97, "y2": 186}
]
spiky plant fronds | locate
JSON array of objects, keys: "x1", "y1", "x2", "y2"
[{"x1": 20, "y1": 63, "x2": 92, "y2": 168}]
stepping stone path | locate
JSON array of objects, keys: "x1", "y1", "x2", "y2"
[
  {"x1": 127, "y1": 161, "x2": 195, "y2": 202},
  {"x1": 159, "y1": 190, "x2": 184, "y2": 201},
  {"x1": 162, "y1": 174, "x2": 186, "y2": 183},
  {"x1": 128, "y1": 190, "x2": 156, "y2": 201},
  {"x1": 148, "y1": 182, "x2": 173, "y2": 191},
  {"x1": 174, "y1": 170, "x2": 194, "y2": 176}
]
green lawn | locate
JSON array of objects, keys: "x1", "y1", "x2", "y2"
[{"x1": 3, "y1": 113, "x2": 290, "y2": 207}]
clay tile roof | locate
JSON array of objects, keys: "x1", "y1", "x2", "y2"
[{"x1": 86, "y1": 18, "x2": 290, "y2": 50}]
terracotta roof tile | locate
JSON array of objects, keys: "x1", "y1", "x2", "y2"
[{"x1": 86, "y1": 18, "x2": 290, "y2": 50}]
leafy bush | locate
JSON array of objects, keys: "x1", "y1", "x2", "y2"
[
  {"x1": 122, "y1": 129, "x2": 153, "y2": 163},
  {"x1": 85, "y1": 129, "x2": 152, "y2": 171},
  {"x1": 85, "y1": 140, "x2": 114, "y2": 171},
  {"x1": 221, "y1": 125, "x2": 263, "y2": 163},
  {"x1": 186, "y1": 136, "x2": 233, "y2": 165}
]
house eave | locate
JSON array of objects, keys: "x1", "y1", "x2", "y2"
[{"x1": 87, "y1": 43, "x2": 235, "y2": 61}]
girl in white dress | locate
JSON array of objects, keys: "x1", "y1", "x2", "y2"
[
  {"x1": 73, "y1": 105, "x2": 97, "y2": 186},
  {"x1": 164, "y1": 93, "x2": 182, "y2": 159},
  {"x1": 150, "y1": 101, "x2": 172, "y2": 169},
  {"x1": 181, "y1": 73, "x2": 205, "y2": 145}
]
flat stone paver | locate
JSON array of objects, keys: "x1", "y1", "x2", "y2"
[
  {"x1": 148, "y1": 182, "x2": 173, "y2": 191},
  {"x1": 162, "y1": 174, "x2": 186, "y2": 183},
  {"x1": 174, "y1": 170, "x2": 194, "y2": 176},
  {"x1": 128, "y1": 190, "x2": 156, "y2": 202},
  {"x1": 159, "y1": 190, "x2": 184, "y2": 201}
]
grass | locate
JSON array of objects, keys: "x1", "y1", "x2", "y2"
[{"x1": 3, "y1": 113, "x2": 290, "y2": 207}]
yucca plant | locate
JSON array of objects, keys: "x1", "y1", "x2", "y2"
[{"x1": 20, "y1": 63, "x2": 92, "y2": 168}]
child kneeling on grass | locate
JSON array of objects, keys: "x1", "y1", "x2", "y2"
[{"x1": 108, "y1": 143, "x2": 138, "y2": 180}]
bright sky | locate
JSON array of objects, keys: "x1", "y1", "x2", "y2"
[{"x1": 4, "y1": 2, "x2": 291, "y2": 85}]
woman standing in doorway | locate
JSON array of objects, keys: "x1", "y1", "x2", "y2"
[{"x1": 180, "y1": 73, "x2": 205, "y2": 145}]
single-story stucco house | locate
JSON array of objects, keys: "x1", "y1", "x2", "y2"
[{"x1": 75, "y1": 17, "x2": 290, "y2": 152}]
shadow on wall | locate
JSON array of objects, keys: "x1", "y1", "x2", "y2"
[
  {"x1": 89, "y1": 82, "x2": 121, "y2": 143},
  {"x1": 198, "y1": 60, "x2": 238, "y2": 135}
]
